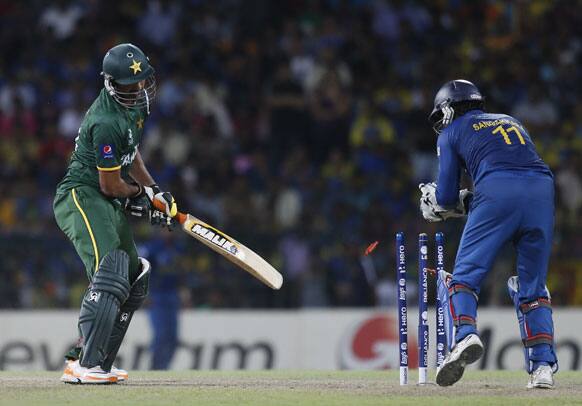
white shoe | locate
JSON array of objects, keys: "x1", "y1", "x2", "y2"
[
  {"x1": 61, "y1": 360, "x2": 117, "y2": 384},
  {"x1": 61, "y1": 360, "x2": 78, "y2": 383},
  {"x1": 111, "y1": 365, "x2": 128, "y2": 382},
  {"x1": 527, "y1": 364, "x2": 554, "y2": 389},
  {"x1": 436, "y1": 334, "x2": 484, "y2": 387}
]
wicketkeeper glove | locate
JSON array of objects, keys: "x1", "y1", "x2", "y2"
[
  {"x1": 418, "y1": 182, "x2": 473, "y2": 222},
  {"x1": 134, "y1": 183, "x2": 178, "y2": 218}
]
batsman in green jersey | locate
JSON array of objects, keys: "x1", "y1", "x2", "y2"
[{"x1": 54, "y1": 43, "x2": 177, "y2": 384}]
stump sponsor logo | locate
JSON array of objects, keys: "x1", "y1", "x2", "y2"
[{"x1": 338, "y1": 314, "x2": 418, "y2": 370}]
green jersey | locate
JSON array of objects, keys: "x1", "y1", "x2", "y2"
[{"x1": 56, "y1": 89, "x2": 146, "y2": 195}]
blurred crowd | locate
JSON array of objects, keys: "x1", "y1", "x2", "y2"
[{"x1": 0, "y1": 0, "x2": 580, "y2": 309}]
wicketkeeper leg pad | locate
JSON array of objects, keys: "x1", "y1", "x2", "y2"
[
  {"x1": 79, "y1": 250, "x2": 131, "y2": 368},
  {"x1": 437, "y1": 270, "x2": 456, "y2": 350},
  {"x1": 102, "y1": 257, "x2": 151, "y2": 371},
  {"x1": 438, "y1": 271, "x2": 479, "y2": 349},
  {"x1": 447, "y1": 279, "x2": 479, "y2": 346},
  {"x1": 507, "y1": 276, "x2": 558, "y2": 373}
]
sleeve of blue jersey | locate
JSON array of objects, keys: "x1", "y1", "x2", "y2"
[{"x1": 435, "y1": 128, "x2": 461, "y2": 208}]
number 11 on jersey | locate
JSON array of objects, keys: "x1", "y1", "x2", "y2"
[{"x1": 492, "y1": 125, "x2": 526, "y2": 145}]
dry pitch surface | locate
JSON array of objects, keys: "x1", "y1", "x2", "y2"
[{"x1": 1, "y1": 370, "x2": 581, "y2": 406}]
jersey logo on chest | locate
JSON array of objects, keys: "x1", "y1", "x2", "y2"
[{"x1": 120, "y1": 146, "x2": 138, "y2": 167}]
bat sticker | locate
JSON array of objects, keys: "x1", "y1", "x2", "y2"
[{"x1": 190, "y1": 223, "x2": 239, "y2": 255}]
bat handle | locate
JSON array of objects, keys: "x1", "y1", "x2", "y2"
[{"x1": 152, "y1": 197, "x2": 187, "y2": 224}]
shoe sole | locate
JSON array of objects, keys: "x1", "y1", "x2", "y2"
[
  {"x1": 63, "y1": 379, "x2": 117, "y2": 385},
  {"x1": 79, "y1": 379, "x2": 117, "y2": 384},
  {"x1": 436, "y1": 342, "x2": 484, "y2": 387},
  {"x1": 112, "y1": 371, "x2": 127, "y2": 382},
  {"x1": 61, "y1": 362, "x2": 118, "y2": 384},
  {"x1": 60, "y1": 373, "x2": 79, "y2": 384},
  {"x1": 61, "y1": 375, "x2": 117, "y2": 385},
  {"x1": 527, "y1": 382, "x2": 554, "y2": 389}
]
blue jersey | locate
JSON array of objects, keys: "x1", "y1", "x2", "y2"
[{"x1": 436, "y1": 110, "x2": 552, "y2": 206}]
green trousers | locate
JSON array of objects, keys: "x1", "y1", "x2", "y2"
[{"x1": 53, "y1": 186, "x2": 140, "y2": 282}]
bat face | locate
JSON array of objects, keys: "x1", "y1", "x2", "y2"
[
  {"x1": 152, "y1": 197, "x2": 283, "y2": 290},
  {"x1": 183, "y1": 215, "x2": 282, "y2": 290},
  {"x1": 189, "y1": 222, "x2": 243, "y2": 258}
]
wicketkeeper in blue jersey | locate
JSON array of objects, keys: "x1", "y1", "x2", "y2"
[{"x1": 419, "y1": 80, "x2": 558, "y2": 388}]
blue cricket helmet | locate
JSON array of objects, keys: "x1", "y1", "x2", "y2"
[{"x1": 428, "y1": 79, "x2": 484, "y2": 134}]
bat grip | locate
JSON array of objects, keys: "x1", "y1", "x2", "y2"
[{"x1": 152, "y1": 197, "x2": 187, "y2": 224}]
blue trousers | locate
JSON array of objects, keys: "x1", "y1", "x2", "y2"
[
  {"x1": 453, "y1": 173, "x2": 554, "y2": 295},
  {"x1": 450, "y1": 173, "x2": 556, "y2": 366},
  {"x1": 149, "y1": 292, "x2": 179, "y2": 370}
]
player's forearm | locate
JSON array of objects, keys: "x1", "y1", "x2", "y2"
[
  {"x1": 436, "y1": 175, "x2": 460, "y2": 208},
  {"x1": 99, "y1": 176, "x2": 141, "y2": 198},
  {"x1": 129, "y1": 150, "x2": 156, "y2": 186},
  {"x1": 436, "y1": 134, "x2": 462, "y2": 207}
]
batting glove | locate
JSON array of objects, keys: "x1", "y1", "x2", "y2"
[
  {"x1": 149, "y1": 210, "x2": 176, "y2": 231},
  {"x1": 124, "y1": 194, "x2": 151, "y2": 218},
  {"x1": 134, "y1": 184, "x2": 178, "y2": 218}
]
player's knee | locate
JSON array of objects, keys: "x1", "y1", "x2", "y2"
[
  {"x1": 523, "y1": 286, "x2": 551, "y2": 304},
  {"x1": 91, "y1": 249, "x2": 131, "y2": 304},
  {"x1": 450, "y1": 270, "x2": 482, "y2": 291},
  {"x1": 449, "y1": 283, "x2": 478, "y2": 298}
]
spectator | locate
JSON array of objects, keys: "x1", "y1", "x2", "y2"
[
  {"x1": 0, "y1": 1, "x2": 579, "y2": 309},
  {"x1": 555, "y1": 154, "x2": 582, "y2": 221},
  {"x1": 193, "y1": 74, "x2": 234, "y2": 139},
  {"x1": 137, "y1": 0, "x2": 180, "y2": 47},
  {"x1": 512, "y1": 86, "x2": 558, "y2": 132},
  {"x1": 39, "y1": 0, "x2": 84, "y2": 40},
  {"x1": 267, "y1": 62, "x2": 309, "y2": 163},
  {"x1": 308, "y1": 70, "x2": 352, "y2": 163},
  {"x1": 141, "y1": 234, "x2": 184, "y2": 370}
]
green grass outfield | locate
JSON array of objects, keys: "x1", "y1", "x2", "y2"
[{"x1": 1, "y1": 370, "x2": 581, "y2": 406}]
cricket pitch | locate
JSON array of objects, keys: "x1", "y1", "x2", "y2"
[{"x1": 1, "y1": 370, "x2": 581, "y2": 406}]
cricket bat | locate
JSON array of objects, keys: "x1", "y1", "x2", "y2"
[{"x1": 153, "y1": 199, "x2": 283, "y2": 290}]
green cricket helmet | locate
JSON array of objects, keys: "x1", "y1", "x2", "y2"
[{"x1": 102, "y1": 43, "x2": 156, "y2": 113}]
